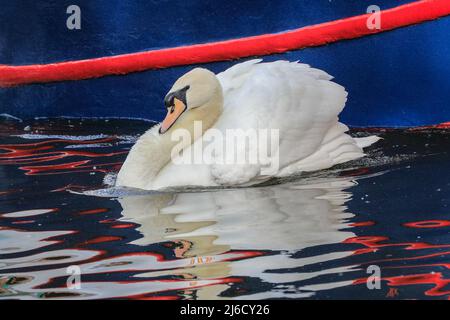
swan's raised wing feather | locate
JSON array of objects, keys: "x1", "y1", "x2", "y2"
[{"x1": 212, "y1": 60, "x2": 372, "y2": 185}]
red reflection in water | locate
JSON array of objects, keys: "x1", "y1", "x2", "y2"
[
  {"x1": 78, "y1": 208, "x2": 109, "y2": 215},
  {"x1": 344, "y1": 236, "x2": 450, "y2": 251},
  {"x1": 0, "y1": 138, "x2": 126, "y2": 175},
  {"x1": 355, "y1": 272, "x2": 450, "y2": 298},
  {"x1": 110, "y1": 223, "x2": 135, "y2": 229},
  {"x1": 404, "y1": 220, "x2": 450, "y2": 228},
  {"x1": 350, "y1": 221, "x2": 376, "y2": 227},
  {"x1": 226, "y1": 250, "x2": 266, "y2": 260},
  {"x1": 385, "y1": 273, "x2": 450, "y2": 297},
  {"x1": 348, "y1": 232, "x2": 450, "y2": 298},
  {"x1": 82, "y1": 236, "x2": 123, "y2": 245},
  {"x1": 20, "y1": 161, "x2": 123, "y2": 175},
  {"x1": 345, "y1": 235, "x2": 450, "y2": 276},
  {"x1": 99, "y1": 219, "x2": 116, "y2": 224},
  {"x1": 437, "y1": 122, "x2": 450, "y2": 129}
]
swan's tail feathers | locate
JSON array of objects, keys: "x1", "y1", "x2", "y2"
[
  {"x1": 354, "y1": 135, "x2": 382, "y2": 149},
  {"x1": 277, "y1": 123, "x2": 380, "y2": 176},
  {"x1": 320, "y1": 123, "x2": 380, "y2": 166}
]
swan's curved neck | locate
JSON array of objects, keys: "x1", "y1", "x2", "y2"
[{"x1": 116, "y1": 86, "x2": 223, "y2": 189}]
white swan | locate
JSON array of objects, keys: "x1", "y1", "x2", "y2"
[{"x1": 116, "y1": 60, "x2": 379, "y2": 190}]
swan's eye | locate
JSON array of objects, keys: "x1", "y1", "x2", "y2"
[{"x1": 170, "y1": 106, "x2": 175, "y2": 114}]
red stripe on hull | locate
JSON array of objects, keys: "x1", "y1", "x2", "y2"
[{"x1": 0, "y1": 0, "x2": 449, "y2": 87}]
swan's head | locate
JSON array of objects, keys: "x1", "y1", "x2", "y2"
[{"x1": 159, "y1": 68, "x2": 222, "y2": 134}]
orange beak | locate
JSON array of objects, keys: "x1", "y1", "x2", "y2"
[{"x1": 159, "y1": 97, "x2": 187, "y2": 134}]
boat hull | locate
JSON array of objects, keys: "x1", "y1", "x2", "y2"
[{"x1": 0, "y1": 0, "x2": 449, "y2": 127}]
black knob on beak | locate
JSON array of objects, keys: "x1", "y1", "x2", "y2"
[
  {"x1": 164, "y1": 93, "x2": 175, "y2": 109},
  {"x1": 164, "y1": 85, "x2": 190, "y2": 109}
]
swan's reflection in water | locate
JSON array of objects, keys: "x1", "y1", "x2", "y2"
[
  {"x1": 0, "y1": 176, "x2": 359, "y2": 299},
  {"x1": 118, "y1": 177, "x2": 357, "y2": 299}
]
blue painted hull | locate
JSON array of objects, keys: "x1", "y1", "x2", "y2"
[{"x1": 1, "y1": 0, "x2": 449, "y2": 127}]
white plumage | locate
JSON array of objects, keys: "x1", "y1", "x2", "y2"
[{"x1": 116, "y1": 60, "x2": 379, "y2": 190}]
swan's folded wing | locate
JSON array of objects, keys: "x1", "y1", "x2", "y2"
[{"x1": 212, "y1": 60, "x2": 372, "y2": 185}]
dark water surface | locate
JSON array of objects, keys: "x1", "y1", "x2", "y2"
[{"x1": 0, "y1": 117, "x2": 450, "y2": 300}]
